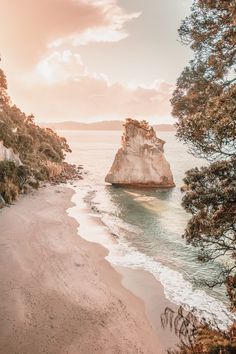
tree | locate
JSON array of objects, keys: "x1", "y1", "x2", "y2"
[
  {"x1": 0, "y1": 68, "x2": 10, "y2": 108},
  {"x1": 172, "y1": 0, "x2": 236, "y2": 161},
  {"x1": 161, "y1": 306, "x2": 236, "y2": 354},
  {"x1": 0, "y1": 63, "x2": 76, "y2": 204},
  {"x1": 171, "y1": 0, "x2": 236, "y2": 311}
]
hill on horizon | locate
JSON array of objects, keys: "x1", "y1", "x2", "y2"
[{"x1": 40, "y1": 120, "x2": 176, "y2": 131}]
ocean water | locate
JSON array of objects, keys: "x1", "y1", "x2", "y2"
[{"x1": 63, "y1": 130, "x2": 234, "y2": 329}]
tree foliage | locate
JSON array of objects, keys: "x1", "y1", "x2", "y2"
[
  {"x1": 171, "y1": 0, "x2": 236, "y2": 313},
  {"x1": 172, "y1": 0, "x2": 236, "y2": 161},
  {"x1": 161, "y1": 307, "x2": 236, "y2": 354},
  {"x1": 0, "y1": 68, "x2": 9, "y2": 108},
  {"x1": 0, "y1": 66, "x2": 72, "y2": 204}
]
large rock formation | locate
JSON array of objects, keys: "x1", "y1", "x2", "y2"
[
  {"x1": 0, "y1": 141, "x2": 22, "y2": 166},
  {"x1": 105, "y1": 118, "x2": 175, "y2": 188}
]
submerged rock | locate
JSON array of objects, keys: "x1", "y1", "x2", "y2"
[{"x1": 105, "y1": 118, "x2": 175, "y2": 188}]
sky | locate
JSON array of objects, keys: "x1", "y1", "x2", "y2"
[{"x1": 0, "y1": 0, "x2": 193, "y2": 124}]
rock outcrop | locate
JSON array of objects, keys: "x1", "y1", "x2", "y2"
[
  {"x1": 105, "y1": 118, "x2": 175, "y2": 188},
  {"x1": 0, "y1": 193, "x2": 5, "y2": 208},
  {"x1": 0, "y1": 141, "x2": 22, "y2": 166}
]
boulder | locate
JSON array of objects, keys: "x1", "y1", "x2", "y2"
[
  {"x1": 105, "y1": 118, "x2": 175, "y2": 188},
  {"x1": 0, "y1": 141, "x2": 22, "y2": 166}
]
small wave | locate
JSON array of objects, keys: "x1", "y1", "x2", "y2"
[
  {"x1": 71, "y1": 182, "x2": 235, "y2": 331},
  {"x1": 105, "y1": 241, "x2": 235, "y2": 330},
  {"x1": 101, "y1": 214, "x2": 141, "y2": 239}
]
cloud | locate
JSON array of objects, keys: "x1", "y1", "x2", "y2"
[
  {"x1": 35, "y1": 51, "x2": 85, "y2": 83},
  {"x1": 51, "y1": 2, "x2": 141, "y2": 47},
  {"x1": 10, "y1": 53, "x2": 173, "y2": 122},
  {"x1": 1, "y1": 1, "x2": 172, "y2": 122},
  {"x1": 0, "y1": 0, "x2": 140, "y2": 71}
]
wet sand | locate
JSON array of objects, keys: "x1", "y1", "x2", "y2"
[
  {"x1": 0, "y1": 185, "x2": 174, "y2": 354},
  {"x1": 116, "y1": 266, "x2": 179, "y2": 352}
]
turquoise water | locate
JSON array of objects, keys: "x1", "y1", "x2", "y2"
[{"x1": 63, "y1": 130, "x2": 234, "y2": 328}]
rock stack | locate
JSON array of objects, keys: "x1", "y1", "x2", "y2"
[{"x1": 105, "y1": 118, "x2": 175, "y2": 188}]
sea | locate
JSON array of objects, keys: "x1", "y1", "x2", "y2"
[{"x1": 62, "y1": 130, "x2": 234, "y2": 330}]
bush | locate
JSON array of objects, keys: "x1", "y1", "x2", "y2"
[{"x1": 0, "y1": 66, "x2": 74, "y2": 205}]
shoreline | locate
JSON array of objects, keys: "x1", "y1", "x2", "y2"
[
  {"x1": 116, "y1": 266, "x2": 179, "y2": 342},
  {"x1": 67, "y1": 182, "x2": 180, "y2": 351},
  {"x1": 0, "y1": 184, "x2": 177, "y2": 354}
]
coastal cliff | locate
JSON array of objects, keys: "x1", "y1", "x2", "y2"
[{"x1": 105, "y1": 118, "x2": 175, "y2": 188}]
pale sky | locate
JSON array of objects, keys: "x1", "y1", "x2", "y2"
[{"x1": 0, "y1": 0, "x2": 193, "y2": 124}]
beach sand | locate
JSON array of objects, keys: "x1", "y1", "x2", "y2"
[{"x1": 0, "y1": 185, "x2": 178, "y2": 354}]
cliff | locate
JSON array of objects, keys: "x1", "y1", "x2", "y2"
[{"x1": 105, "y1": 118, "x2": 175, "y2": 188}]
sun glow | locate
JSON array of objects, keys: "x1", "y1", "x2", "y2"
[
  {"x1": 37, "y1": 60, "x2": 54, "y2": 83},
  {"x1": 36, "y1": 50, "x2": 84, "y2": 84}
]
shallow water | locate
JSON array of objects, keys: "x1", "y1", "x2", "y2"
[{"x1": 63, "y1": 130, "x2": 234, "y2": 328}]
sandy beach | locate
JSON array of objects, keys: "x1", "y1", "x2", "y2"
[{"x1": 0, "y1": 185, "x2": 178, "y2": 354}]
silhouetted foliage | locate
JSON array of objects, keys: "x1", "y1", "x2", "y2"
[{"x1": 161, "y1": 307, "x2": 236, "y2": 354}]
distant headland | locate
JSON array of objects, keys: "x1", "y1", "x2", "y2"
[{"x1": 40, "y1": 120, "x2": 176, "y2": 132}]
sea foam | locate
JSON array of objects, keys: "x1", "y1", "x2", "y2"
[{"x1": 69, "y1": 182, "x2": 235, "y2": 331}]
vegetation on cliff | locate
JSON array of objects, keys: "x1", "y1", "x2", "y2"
[
  {"x1": 166, "y1": 0, "x2": 236, "y2": 352},
  {"x1": 0, "y1": 67, "x2": 77, "y2": 205}
]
